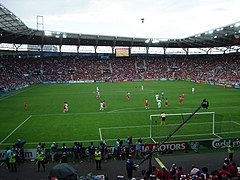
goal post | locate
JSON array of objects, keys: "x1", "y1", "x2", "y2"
[{"x1": 150, "y1": 112, "x2": 216, "y2": 142}]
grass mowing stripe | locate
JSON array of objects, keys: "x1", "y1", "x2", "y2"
[
  {"x1": 0, "y1": 115, "x2": 32, "y2": 144},
  {"x1": 0, "y1": 87, "x2": 33, "y2": 101}
]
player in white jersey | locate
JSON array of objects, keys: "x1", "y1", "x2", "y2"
[
  {"x1": 141, "y1": 85, "x2": 144, "y2": 91},
  {"x1": 100, "y1": 101, "x2": 104, "y2": 111},
  {"x1": 155, "y1": 93, "x2": 159, "y2": 102},
  {"x1": 161, "y1": 91, "x2": 164, "y2": 99},
  {"x1": 157, "y1": 98, "x2": 161, "y2": 108},
  {"x1": 192, "y1": 87, "x2": 195, "y2": 94}
]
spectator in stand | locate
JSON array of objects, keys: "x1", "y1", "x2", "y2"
[
  {"x1": 201, "y1": 167, "x2": 209, "y2": 180},
  {"x1": 190, "y1": 164, "x2": 201, "y2": 177},
  {"x1": 177, "y1": 166, "x2": 184, "y2": 180},
  {"x1": 169, "y1": 163, "x2": 177, "y2": 179},
  {"x1": 1, "y1": 55, "x2": 239, "y2": 89},
  {"x1": 162, "y1": 167, "x2": 169, "y2": 179},
  {"x1": 218, "y1": 165, "x2": 230, "y2": 179},
  {"x1": 228, "y1": 162, "x2": 238, "y2": 178},
  {"x1": 152, "y1": 166, "x2": 162, "y2": 179}
]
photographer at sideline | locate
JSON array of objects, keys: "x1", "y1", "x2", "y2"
[
  {"x1": 126, "y1": 155, "x2": 138, "y2": 179},
  {"x1": 15, "y1": 139, "x2": 26, "y2": 163}
]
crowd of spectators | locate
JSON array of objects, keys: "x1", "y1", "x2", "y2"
[
  {"x1": 3, "y1": 137, "x2": 240, "y2": 179},
  {"x1": 0, "y1": 54, "x2": 239, "y2": 92}
]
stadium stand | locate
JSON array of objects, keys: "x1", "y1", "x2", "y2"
[{"x1": 1, "y1": 54, "x2": 239, "y2": 93}]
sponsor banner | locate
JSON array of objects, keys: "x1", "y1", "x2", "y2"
[
  {"x1": 130, "y1": 142, "x2": 187, "y2": 154},
  {"x1": 200, "y1": 81, "x2": 208, "y2": 85},
  {"x1": 95, "y1": 80, "x2": 105, "y2": 83},
  {"x1": 187, "y1": 138, "x2": 240, "y2": 151},
  {"x1": 145, "y1": 78, "x2": 156, "y2": 81},
  {"x1": 42, "y1": 81, "x2": 57, "y2": 84},
  {"x1": 234, "y1": 84, "x2": 240, "y2": 89},
  {"x1": 0, "y1": 149, "x2": 37, "y2": 161},
  {"x1": 225, "y1": 84, "x2": 233, "y2": 88},
  {"x1": 215, "y1": 83, "x2": 225, "y2": 87},
  {"x1": 68, "y1": 80, "x2": 94, "y2": 83},
  {"x1": 132, "y1": 79, "x2": 144, "y2": 82}
]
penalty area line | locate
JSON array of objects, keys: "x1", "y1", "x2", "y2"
[
  {"x1": 99, "y1": 128, "x2": 103, "y2": 141},
  {"x1": 0, "y1": 115, "x2": 32, "y2": 145}
]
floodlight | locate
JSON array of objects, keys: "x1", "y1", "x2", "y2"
[
  {"x1": 208, "y1": 30, "x2": 214, "y2": 34},
  {"x1": 234, "y1": 23, "x2": 240, "y2": 27},
  {"x1": 44, "y1": 31, "x2": 52, "y2": 36},
  {"x1": 145, "y1": 39, "x2": 150, "y2": 43},
  {"x1": 152, "y1": 39, "x2": 160, "y2": 43}
]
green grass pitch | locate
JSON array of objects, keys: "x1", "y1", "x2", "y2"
[{"x1": 0, "y1": 80, "x2": 239, "y2": 149}]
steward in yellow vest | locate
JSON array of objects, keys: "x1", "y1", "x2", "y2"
[
  {"x1": 9, "y1": 152, "x2": 17, "y2": 172},
  {"x1": 37, "y1": 150, "x2": 45, "y2": 172},
  {"x1": 95, "y1": 149, "x2": 102, "y2": 170},
  {"x1": 227, "y1": 142, "x2": 234, "y2": 161}
]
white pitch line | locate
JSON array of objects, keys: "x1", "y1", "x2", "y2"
[
  {"x1": 31, "y1": 109, "x2": 159, "y2": 117},
  {"x1": 232, "y1": 120, "x2": 240, "y2": 126},
  {"x1": 0, "y1": 115, "x2": 32, "y2": 145},
  {"x1": 101, "y1": 125, "x2": 149, "y2": 130},
  {"x1": 99, "y1": 128, "x2": 103, "y2": 141}
]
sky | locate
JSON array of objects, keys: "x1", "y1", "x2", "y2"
[{"x1": 1, "y1": 0, "x2": 240, "y2": 39}]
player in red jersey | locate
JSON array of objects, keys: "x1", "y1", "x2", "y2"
[
  {"x1": 181, "y1": 92, "x2": 185, "y2": 99},
  {"x1": 24, "y1": 101, "x2": 27, "y2": 110},
  {"x1": 145, "y1": 98, "x2": 149, "y2": 109},
  {"x1": 165, "y1": 98, "x2": 169, "y2": 108},
  {"x1": 179, "y1": 96, "x2": 183, "y2": 104},
  {"x1": 63, "y1": 102, "x2": 68, "y2": 112},
  {"x1": 126, "y1": 92, "x2": 131, "y2": 101},
  {"x1": 102, "y1": 100, "x2": 106, "y2": 110}
]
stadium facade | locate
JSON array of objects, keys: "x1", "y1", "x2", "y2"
[{"x1": 0, "y1": 3, "x2": 240, "y2": 56}]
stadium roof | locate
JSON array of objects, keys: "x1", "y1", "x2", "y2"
[{"x1": 0, "y1": 3, "x2": 240, "y2": 50}]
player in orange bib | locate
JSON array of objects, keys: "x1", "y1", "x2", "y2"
[
  {"x1": 181, "y1": 92, "x2": 185, "y2": 99},
  {"x1": 24, "y1": 101, "x2": 27, "y2": 110},
  {"x1": 179, "y1": 96, "x2": 183, "y2": 104},
  {"x1": 145, "y1": 98, "x2": 149, "y2": 109},
  {"x1": 165, "y1": 98, "x2": 169, "y2": 108}
]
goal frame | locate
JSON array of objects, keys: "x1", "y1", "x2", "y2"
[{"x1": 149, "y1": 112, "x2": 216, "y2": 141}]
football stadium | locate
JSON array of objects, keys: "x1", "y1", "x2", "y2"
[{"x1": 0, "y1": 1, "x2": 240, "y2": 179}]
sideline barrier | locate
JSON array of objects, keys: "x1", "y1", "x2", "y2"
[{"x1": 1, "y1": 138, "x2": 239, "y2": 162}]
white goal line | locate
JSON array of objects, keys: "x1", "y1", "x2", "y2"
[{"x1": 150, "y1": 112, "x2": 216, "y2": 117}]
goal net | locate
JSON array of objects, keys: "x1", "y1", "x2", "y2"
[{"x1": 149, "y1": 112, "x2": 217, "y2": 142}]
